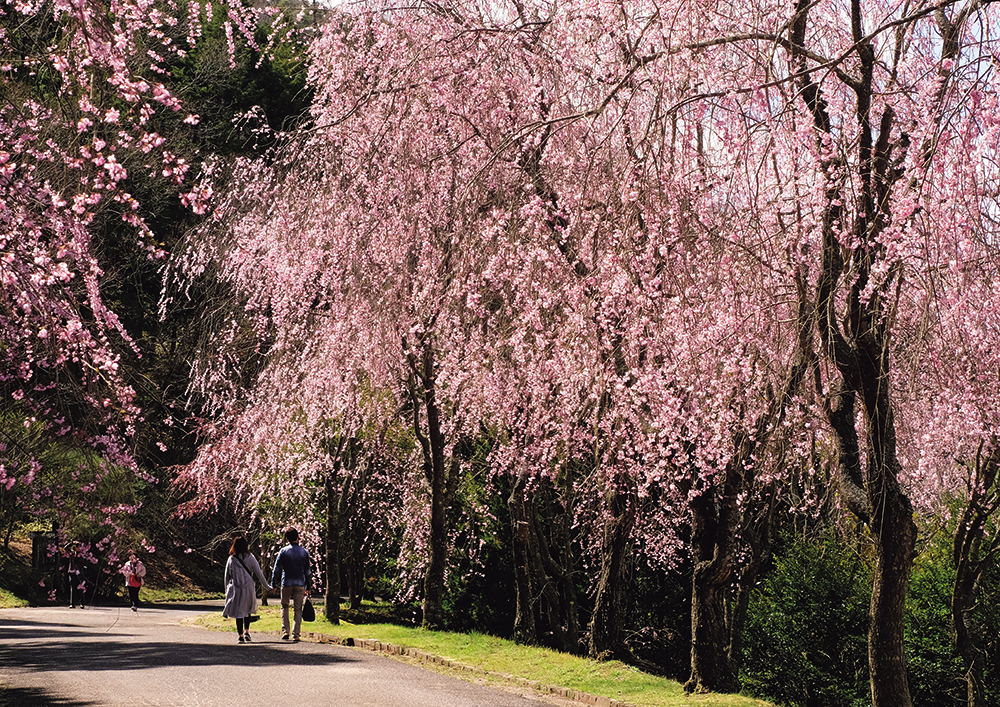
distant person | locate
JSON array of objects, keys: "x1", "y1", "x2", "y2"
[
  {"x1": 271, "y1": 528, "x2": 311, "y2": 642},
  {"x1": 64, "y1": 542, "x2": 87, "y2": 609},
  {"x1": 223, "y1": 536, "x2": 272, "y2": 643},
  {"x1": 122, "y1": 551, "x2": 146, "y2": 611}
]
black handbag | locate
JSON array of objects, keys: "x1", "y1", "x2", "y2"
[{"x1": 302, "y1": 598, "x2": 316, "y2": 622}]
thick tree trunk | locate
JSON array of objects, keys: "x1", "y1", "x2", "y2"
[
  {"x1": 684, "y1": 428, "x2": 761, "y2": 695},
  {"x1": 588, "y1": 483, "x2": 634, "y2": 660},
  {"x1": 325, "y1": 476, "x2": 342, "y2": 625},
  {"x1": 554, "y1": 501, "x2": 581, "y2": 652},
  {"x1": 830, "y1": 383, "x2": 916, "y2": 707},
  {"x1": 509, "y1": 474, "x2": 539, "y2": 644},
  {"x1": 868, "y1": 493, "x2": 916, "y2": 707},
  {"x1": 688, "y1": 564, "x2": 738, "y2": 694},
  {"x1": 950, "y1": 446, "x2": 1000, "y2": 707},
  {"x1": 858, "y1": 362, "x2": 917, "y2": 707},
  {"x1": 422, "y1": 460, "x2": 449, "y2": 629},
  {"x1": 825, "y1": 383, "x2": 917, "y2": 707},
  {"x1": 685, "y1": 486, "x2": 740, "y2": 694},
  {"x1": 952, "y1": 563, "x2": 986, "y2": 707},
  {"x1": 507, "y1": 472, "x2": 580, "y2": 651},
  {"x1": 411, "y1": 345, "x2": 457, "y2": 631},
  {"x1": 535, "y1": 473, "x2": 581, "y2": 653},
  {"x1": 727, "y1": 489, "x2": 776, "y2": 673},
  {"x1": 320, "y1": 436, "x2": 367, "y2": 625}
]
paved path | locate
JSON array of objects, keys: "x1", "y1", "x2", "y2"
[{"x1": 0, "y1": 602, "x2": 557, "y2": 707}]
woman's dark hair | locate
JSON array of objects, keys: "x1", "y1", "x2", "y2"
[{"x1": 229, "y1": 537, "x2": 249, "y2": 556}]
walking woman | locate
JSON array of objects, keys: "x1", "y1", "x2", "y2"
[
  {"x1": 223, "y1": 537, "x2": 272, "y2": 643},
  {"x1": 122, "y1": 551, "x2": 146, "y2": 611}
]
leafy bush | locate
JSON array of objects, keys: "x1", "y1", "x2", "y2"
[
  {"x1": 905, "y1": 531, "x2": 965, "y2": 707},
  {"x1": 904, "y1": 516, "x2": 1000, "y2": 707},
  {"x1": 742, "y1": 531, "x2": 871, "y2": 707}
]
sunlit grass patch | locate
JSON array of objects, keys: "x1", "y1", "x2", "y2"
[{"x1": 194, "y1": 604, "x2": 774, "y2": 707}]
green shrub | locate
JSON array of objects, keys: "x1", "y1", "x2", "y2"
[
  {"x1": 904, "y1": 533, "x2": 965, "y2": 707},
  {"x1": 742, "y1": 531, "x2": 871, "y2": 707},
  {"x1": 904, "y1": 515, "x2": 1000, "y2": 707}
]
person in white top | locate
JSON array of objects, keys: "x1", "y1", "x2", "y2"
[
  {"x1": 121, "y1": 551, "x2": 146, "y2": 611},
  {"x1": 223, "y1": 536, "x2": 273, "y2": 643}
]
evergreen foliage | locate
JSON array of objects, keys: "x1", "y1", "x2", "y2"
[{"x1": 742, "y1": 531, "x2": 872, "y2": 707}]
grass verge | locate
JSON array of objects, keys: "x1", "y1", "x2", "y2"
[
  {"x1": 0, "y1": 551, "x2": 32, "y2": 608},
  {"x1": 0, "y1": 587, "x2": 28, "y2": 609},
  {"x1": 195, "y1": 604, "x2": 775, "y2": 707},
  {"x1": 140, "y1": 587, "x2": 224, "y2": 603}
]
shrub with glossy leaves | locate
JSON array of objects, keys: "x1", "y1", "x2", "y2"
[{"x1": 742, "y1": 531, "x2": 871, "y2": 707}]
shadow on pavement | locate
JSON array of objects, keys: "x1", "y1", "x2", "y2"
[
  {"x1": 0, "y1": 685, "x2": 95, "y2": 707},
  {"x1": 0, "y1": 623, "x2": 360, "y2": 672}
]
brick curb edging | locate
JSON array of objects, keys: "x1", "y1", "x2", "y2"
[{"x1": 278, "y1": 629, "x2": 636, "y2": 707}]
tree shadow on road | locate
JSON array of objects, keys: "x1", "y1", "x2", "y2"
[
  {"x1": 0, "y1": 623, "x2": 361, "y2": 672},
  {"x1": 0, "y1": 685, "x2": 95, "y2": 707}
]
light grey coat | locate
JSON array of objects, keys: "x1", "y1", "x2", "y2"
[{"x1": 222, "y1": 552, "x2": 270, "y2": 619}]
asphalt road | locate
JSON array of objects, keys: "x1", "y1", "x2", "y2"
[{"x1": 0, "y1": 602, "x2": 559, "y2": 707}]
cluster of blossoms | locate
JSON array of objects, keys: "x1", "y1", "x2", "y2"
[{"x1": 1, "y1": 0, "x2": 300, "y2": 565}]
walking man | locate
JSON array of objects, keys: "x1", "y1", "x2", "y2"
[{"x1": 271, "y1": 528, "x2": 311, "y2": 641}]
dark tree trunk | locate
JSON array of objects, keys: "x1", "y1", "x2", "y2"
[
  {"x1": 821, "y1": 300, "x2": 917, "y2": 707},
  {"x1": 509, "y1": 474, "x2": 539, "y2": 644},
  {"x1": 320, "y1": 435, "x2": 368, "y2": 625},
  {"x1": 727, "y1": 489, "x2": 776, "y2": 674},
  {"x1": 422, "y1": 461, "x2": 449, "y2": 630},
  {"x1": 951, "y1": 445, "x2": 1000, "y2": 707},
  {"x1": 588, "y1": 482, "x2": 635, "y2": 660},
  {"x1": 684, "y1": 263, "x2": 812, "y2": 694},
  {"x1": 825, "y1": 382, "x2": 916, "y2": 707},
  {"x1": 348, "y1": 487, "x2": 376, "y2": 612},
  {"x1": 408, "y1": 345, "x2": 459, "y2": 631},
  {"x1": 823, "y1": 294, "x2": 917, "y2": 707},
  {"x1": 544, "y1": 474, "x2": 581, "y2": 652},
  {"x1": 325, "y1": 475, "x2": 343, "y2": 625},
  {"x1": 507, "y1": 472, "x2": 580, "y2": 652},
  {"x1": 684, "y1": 465, "x2": 741, "y2": 695},
  {"x1": 820, "y1": 332, "x2": 918, "y2": 707},
  {"x1": 867, "y1": 489, "x2": 916, "y2": 707},
  {"x1": 952, "y1": 559, "x2": 986, "y2": 707}
]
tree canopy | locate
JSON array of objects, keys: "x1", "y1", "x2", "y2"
[{"x1": 5, "y1": 1, "x2": 1000, "y2": 706}]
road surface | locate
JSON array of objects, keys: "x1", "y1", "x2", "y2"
[{"x1": 0, "y1": 602, "x2": 564, "y2": 707}]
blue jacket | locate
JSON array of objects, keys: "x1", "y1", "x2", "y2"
[{"x1": 271, "y1": 543, "x2": 311, "y2": 588}]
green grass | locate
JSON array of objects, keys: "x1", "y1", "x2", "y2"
[
  {"x1": 0, "y1": 587, "x2": 28, "y2": 609},
  {"x1": 140, "y1": 587, "x2": 223, "y2": 603},
  {"x1": 0, "y1": 550, "x2": 35, "y2": 608},
  {"x1": 196, "y1": 604, "x2": 775, "y2": 707}
]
